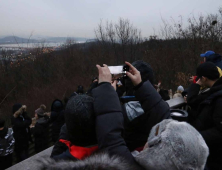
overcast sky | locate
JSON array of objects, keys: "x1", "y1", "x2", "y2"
[{"x1": 0, "y1": 0, "x2": 221, "y2": 38}]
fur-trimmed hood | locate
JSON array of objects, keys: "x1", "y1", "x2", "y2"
[
  {"x1": 135, "y1": 120, "x2": 209, "y2": 170},
  {"x1": 39, "y1": 152, "x2": 138, "y2": 170}
]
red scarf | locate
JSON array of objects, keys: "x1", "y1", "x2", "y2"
[{"x1": 59, "y1": 139, "x2": 98, "y2": 160}]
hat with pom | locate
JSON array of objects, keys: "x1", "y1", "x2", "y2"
[{"x1": 35, "y1": 104, "x2": 46, "y2": 117}]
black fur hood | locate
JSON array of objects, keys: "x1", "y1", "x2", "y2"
[{"x1": 39, "y1": 152, "x2": 139, "y2": 170}]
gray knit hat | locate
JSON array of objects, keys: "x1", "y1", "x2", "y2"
[{"x1": 135, "y1": 119, "x2": 209, "y2": 170}]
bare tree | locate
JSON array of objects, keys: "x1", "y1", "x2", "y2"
[{"x1": 95, "y1": 18, "x2": 143, "y2": 63}]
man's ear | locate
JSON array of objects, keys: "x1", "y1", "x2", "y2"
[{"x1": 202, "y1": 76, "x2": 208, "y2": 82}]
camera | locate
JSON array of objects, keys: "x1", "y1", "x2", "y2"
[{"x1": 108, "y1": 65, "x2": 129, "y2": 79}]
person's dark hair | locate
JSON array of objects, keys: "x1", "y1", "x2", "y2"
[
  {"x1": 0, "y1": 119, "x2": 5, "y2": 128},
  {"x1": 12, "y1": 103, "x2": 22, "y2": 114},
  {"x1": 65, "y1": 95, "x2": 96, "y2": 146},
  {"x1": 196, "y1": 62, "x2": 219, "y2": 81},
  {"x1": 159, "y1": 89, "x2": 170, "y2": 101},
  {"x1": 51, "y1": 100, "x2": 64, "y2": 112},
  {"x1": 77, "y1": 85, "x2": 84, "y2": 94}
]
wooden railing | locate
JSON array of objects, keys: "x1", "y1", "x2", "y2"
[{"x1": 7, "y1": 97, "x2": 186, "y2": 170}]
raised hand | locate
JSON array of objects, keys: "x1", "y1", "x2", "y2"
[
  {"x1": 96, "y1": 64, "x2": 112, "y2": 84},
  {"x1": 125, "y1": 61, "x2": 142, "y2": 86}
]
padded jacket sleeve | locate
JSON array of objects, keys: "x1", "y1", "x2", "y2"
[
  {"x1": 187, "y1": 84, "x2": 202, "y2": 106},
  {"x1": 135, "y1": 81, "x2": 171, "y2": 129},
  {"x1": 92, "y1": 83, "x2": 143, "y2": 168},
  {"x1": 200, "y1": 98, "x2": 222, "y2": 147}
]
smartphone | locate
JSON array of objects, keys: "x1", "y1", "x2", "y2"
[
  {"x1": 108, "y1": 65, "x2": 129, "y2": 79},
  {"x1": 108, "y1": 66, "x2": 125, "y2": 75}
]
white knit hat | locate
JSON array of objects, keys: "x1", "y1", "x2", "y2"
[
  {"x1": 177, "y1": 85, "x2": 184, "y2": 92},
  {"x1": 135, "y1": 119, "x2": 209, "y2": 170}
]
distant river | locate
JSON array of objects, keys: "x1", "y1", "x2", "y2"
[{"x1": 0, "y1": 41, "x2": 86, "y2": 48}]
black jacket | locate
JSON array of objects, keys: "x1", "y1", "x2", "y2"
[
  {"x1": 86, "y1": 81, "x2": 98, "y2": 96},
  {"x1": 31, "y1": 117, "x2": 50, "y2": 153},
  {"x1": 187, "y1": 84, "x2": 210, "y2": 122},
  {"x1": 190, "y1": 77, "x2": 222, "y2": 170},
  {"x1": 122, "y1": 81, "x2": 171, "y2": 151},
  {"x1": 50, "y1": 99, "x2": 65, "y2": 143},
  {"x1": 51, "y1": 124, "x2": 74, "y2": 160},
  {"x1": 11, "y1": 112, "x2": 32, "y2": 152},
  {"x1": 92, "y1": 82, "x2": 145, "y2": 170}
]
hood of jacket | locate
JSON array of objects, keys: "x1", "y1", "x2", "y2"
[
  {"x1": 135, "y1": 120, "x2": 209, "y2": 170},
  {"x1": 51, "y1": 99, "x2": 64, "y2": 112},
  {"x1": 38, "y1": 152, "x2": 138, "y2": 170},
  {"x1": 123, "y1": 101, "x2": 144, "y2": 122},
  {"x1": 206, "y1": 53, "x2": 222, "y2": 64}
]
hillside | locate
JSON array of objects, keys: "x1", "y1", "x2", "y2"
[
  {"x1": 0, "y1": 36, "x2": 90, "y2": 44},
  {"x1": 0, "y1": 36, "x2": 38, "y2": 44}
]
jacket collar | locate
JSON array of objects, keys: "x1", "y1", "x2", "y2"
[
  {"x1": 59, "y1": 139, "x2": 98, "y2": 160},
  {"x1": 200, "y1": 77, "x2": 222, "y2": 104}
]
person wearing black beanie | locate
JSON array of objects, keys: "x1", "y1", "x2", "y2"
[
  {"x1": 50, "y1": 99, "x2": 65, "y2": 143},
  {"x1": 50, "y1": 95, "x2": 97, "y2": 161},
  {"x1": 189, "y1": 62, "x2": 222, "y2": 169},
  {"x1": 120, "y1": 61, "x2": 170, "y2": 151},
  {"x1": 11, "y1": 104, "x2": 31, "y2": 162},
  {"x1": 0, "y1": 118, "x2": 15, "y2": 170}
]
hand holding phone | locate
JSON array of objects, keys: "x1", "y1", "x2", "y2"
[
  {"x1": 96, "y1": 64, "x2": 112, "y2": 83},
  {"x1": 125, "y1": 61, "x2": 142, "y2": 86}
]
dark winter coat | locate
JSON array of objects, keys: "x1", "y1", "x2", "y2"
[
  {"x1": 0, "y1": 127, "x2": 14, "y2": 170},
  {"x1": 92, "y1": 82, "x2": 144, "y2": 170},
  {"x1": 86, "y1": 81, "x2": 98, "y2": 96},
  {"x1": 206, "y1": 53, "x2": 222, "y2": 69},
  {"x1": 0, "y1": 127, "x2": 15, "y2": 156},
  {"x1": 122, "y1": 81, "x2": 171, "y2": 151},
  {"x1": 50, "y1": 99, "x2": 65, "y2": 142},
  {"x1": 51, "y1": 125, "x2": 98, "y2": 161},
  {"x1": 51, "y1": 125, "x2": 69, "y2": 159},
  {"x1": 187, "y1": 83, "x2": 210, "y2": 122},
  {"x1": 31, "y1": 117, "x2": 50, "y2": 153},
  {"x1": 40, "y1": 152, "x2": 139, "y2": 170},
  {"x1": 190, "y1": 77, "x2": 222, "y2": 170},
  {"x1": 11, "y1": 112, "x2": 32, "y2": 152}
]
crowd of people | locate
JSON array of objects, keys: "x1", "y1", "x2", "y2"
[
  {"x1": 0, "y1": 50, "x2": 222, "y2": 170},
  {"x1": 0, "y1": 101, "x2": 65, "y2": 169}
]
